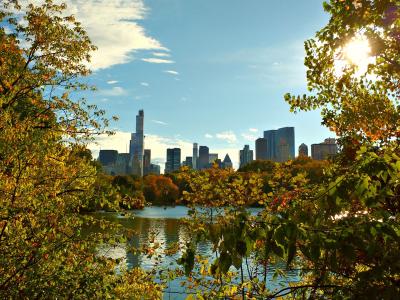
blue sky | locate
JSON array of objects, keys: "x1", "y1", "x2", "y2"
[{"x1": 69, "y1": 0, "x2": 334, "y2": 168}]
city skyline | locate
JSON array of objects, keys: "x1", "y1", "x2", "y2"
[
  {"x1": 84, "y1": 0, "x2": 336, "y2": 168},
  {"x1": 97, "y1": 109, "x2": 336, "y2": 173}
]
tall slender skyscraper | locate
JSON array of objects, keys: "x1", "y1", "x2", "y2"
[
  {"x1": 130, "y1": 110, "x2": 144, "y2": 176},
  {"x1": 192, "y1": 143, "x2": 198, "y2": 170}
]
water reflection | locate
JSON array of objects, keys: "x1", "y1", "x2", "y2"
[
  {"x1": 92, "y1": 206, "x2": 299, "y2": 299},
  {"x1": 92, "y1": 207, "x2": 194, "y2": 270}
]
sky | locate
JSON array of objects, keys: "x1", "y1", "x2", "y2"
[{"x1": 61, "y1": 0, "x2": 335, "y2": 169}]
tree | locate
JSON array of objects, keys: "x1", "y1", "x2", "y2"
[
  {"x1": 0, "y1": 1, "x2": 160, "y2": 298},
  {"x1": 280, "y1": 1, "x2": 400, "y2": 297},
  {"x1": 285, "y1": 0, "x2": 400, "y2": 145},
  {"x1": 237, "y1": 159, "x2": 276, "y2": 173},
  {"x1": 178, "y1": 1, "x2": 400, "y2": 298},
  {"x1": 143, "y1": 175, "x2": 179, "y2": 205}
]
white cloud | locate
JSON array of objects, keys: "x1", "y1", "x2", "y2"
[
  {"x1": 164, "y1": 70, "x2": 179, "y2": 75},
  {"x1": 63, "y1": 0, "x2": 168, "y2": 70},
  {"x1": 100, "y1": 86, "x2": 127, "y2": 96},
  {"x1": 205, "y1": 133, "x2": 213, "y2": 139},
  {"x1": 142, "y1": 58, "x2": 174, "y2": 64},
  {"x1": 140, "y1": 82, "x2": 149, "y2": 87},
  {"x1": 88, "y1": 131, "x2": 132, "y2": 158},
  {"x1": 249, "y1": 128, "x2": 258, "y2": 133},
  {"x1": 107, "y1": 80, "x2": 118, "y2": 84},
  {"x1": 4, "y1": 26, "x2": 12, "y2": 34},
  {"x1": 152, "y1": 52, "x2": 170, "y2": 57},
  {"x1": 216, "y1": 131, "x2": 237, "y2": 144},
  {"x1": 241, "y1": 133, "x2": 257, "y2": 142},
  {"x1": 152, "y1": 119, "x2": 168, "y2": 126}
]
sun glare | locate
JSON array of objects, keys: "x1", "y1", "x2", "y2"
[{"x1": 343, "y1": 36, "x2": 371, "y2": 68}]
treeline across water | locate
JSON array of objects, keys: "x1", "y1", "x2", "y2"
[{"x1": 87, "y1": 156, "x2": 328, "y2": 211}]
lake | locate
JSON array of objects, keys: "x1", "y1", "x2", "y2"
[{"x1": 92, "y1": 206, "x2": 299, "y2": 299}]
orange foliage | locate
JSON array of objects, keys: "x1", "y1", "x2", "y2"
[{"x1": 143, "y1": 175, "x2": 179, "y2": 205}]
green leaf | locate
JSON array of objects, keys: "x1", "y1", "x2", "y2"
[
  {"x1": 286, "y1": 242, "x2": 296, "y2": 268},
  {"x1": 236, "y1": 240, "x2": 247, "y2": 257},
  {"x1": 219, "y1": 252, "x2": 232, "y2": 274}
]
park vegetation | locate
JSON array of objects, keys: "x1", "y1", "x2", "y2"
[
  {"x1": 174, "y1": 0, "x2": 400, "y2": 298},
  {"x1": 1, "y1": 0, "x2": 399, "y2": 299},
  {"x1": 93, "y1": 156, "x2": 327, "y2": 210},
  {"x1": 0, "y1": 1, "x2": 162, "y2": 298}
]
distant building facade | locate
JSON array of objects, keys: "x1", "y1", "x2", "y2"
[
  {"x1": 263, "y1": 127, "x2": 295, "y2": 162},
  {"x1": 311, "y1": 138, "x2": 338, "y2": 160},
  {"x1": 209, "y1": 153, "x2": 218, "y2": 164},
  {"x1": 263, "y1": 130, "x2": 277, "y2": 160},
  {"x1": 222, "y1": 154, "x2": 233, "y2": 169},
  {"x1": 298, "y1": 143, "x2": 308, "y2": 157},
  {"x1": 99, "y1": 150, "x2": 118, "y2": 166},
  {"x1": 143, "y1": 149, "x2": 151, "y2": 175},
  {"x1": 149, "y1": 164, "x2": 161, "y2": 175},
  {"x1": 115, "y1": 153, "x2": 130, "y2": 175},
  {"x1": 192, "y1": 143, "x2": 198, "y2": 170},
  {"x1": 165, "y1": 148, "x2": 181, "y2": 173},
  {"x1": 182, "y1": 156, "x2": 193, "y2": 168},
  {"x1": 239, "y1": 145, "x2": 253, "y2": 168},
  {"x1": 255, "y1": 138, "x2": 268, "y2": 160},
  {"x1": 198, "y1": 146, "x2": 210, "y2": 169},
  {"x1": 98, "y1": 150, "x2": 130, "y2": 175}
]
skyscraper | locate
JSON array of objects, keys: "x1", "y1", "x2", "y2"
[
  {"x1": 99, "y1": 150, "x2": 118, "y2": 166},
  {"x1": 209, "y1": 153, "x2": 218, "y2": 164},
  {"x1": 277, "y1": 142, "x2": 290, "y2": 162},
  {"x1": 263, "y1": 130, "x2": 277, "y2": 160},
  {"x1": 149, "y1": 164, "x2": 161, "y2": 175},
  {"x1": 222, "y1": 154, "x2": 233, "y2": 169},
  {"x1": 263, "y1": 127, "x2": 295, "y2": 162},
  {"x1": 239, "y1": 145, "x2": 253, "y2": 168},
  {"x1": 255, "y1": 138, "x2": 268, "y2": 160},
  {"x1": 198, "y1": 146, "x2": 209, "y2": 169},
  {"x1": 298, "y1": 143, "x2": 308, "y2": 157},
  {"x1": 182, "y1": 156, "x2": 193, "y2": 168},
  {"x1": 192, "y1": 143, "x2": 198, "y2": 170},
  {"x1": 276, "y1": 127, "x2": 295, "y2": 162},
  {"x1": 130, "y1": 110, "x2": 144, "y2": 176},
  {"x1": 115, "y1": 153, "x2": 130, "y2": 175},
  {"x1": 311, "y1": 138, "x2": 338, "y2": 160},
  {"x1": 165, "y1": 148, "x2": 181, "y2": 173},
  {"x1": 143, "y1": 149, "x2": 151, "y2": 175}
]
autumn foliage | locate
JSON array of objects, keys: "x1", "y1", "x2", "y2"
[{"x1": 0, "y1": 1, "x2": 160, "y2": 298}]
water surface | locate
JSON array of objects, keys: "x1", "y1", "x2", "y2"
[{"x1": 92, "y1": 206, "x2": 298, "y2": 299}]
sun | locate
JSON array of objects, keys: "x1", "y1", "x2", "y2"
[{"x1": 342, "y1": 36, "x2": 371, "y2": 68}]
